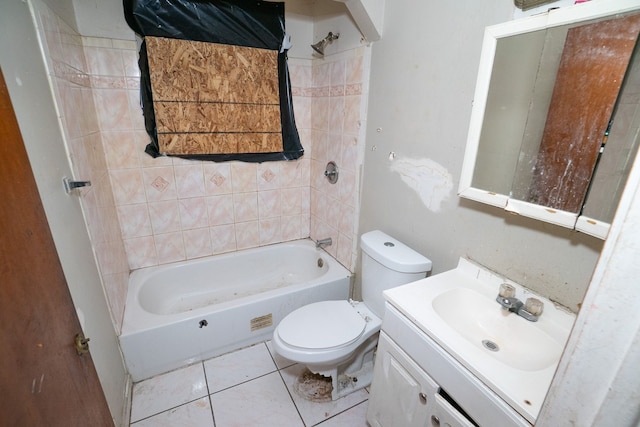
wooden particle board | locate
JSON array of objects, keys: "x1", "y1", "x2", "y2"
[{"x1": 146, "y1": 36, "x2": 283, "y2": 155}]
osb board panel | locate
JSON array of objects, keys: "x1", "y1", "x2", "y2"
[
  {"x1": 146, "y1": 36, "x2": 283, "y2": 155},
  {"x1": 154, "y1": 102, "x2": 281, "y2": 133},
  {"x1": 146, "y1": 36, "x2": 280, "y2": 103},
  {"x1": 158, "y1": 133, "x2": 283, "y2": 155}
]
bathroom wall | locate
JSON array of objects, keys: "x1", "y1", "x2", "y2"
[
  {"x1": 81, "y1": 8, "x2": 370, "y2": 274},
  {"x1": 102, "y1": 44, "x2": 313, "y2": 269},
  {"x1": 358, "y1": 0, "x2": 604, "y2": 312}
]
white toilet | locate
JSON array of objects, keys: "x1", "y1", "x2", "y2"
[{"x1": 272, "y1": 230, "x2": 432, "y2": 400}]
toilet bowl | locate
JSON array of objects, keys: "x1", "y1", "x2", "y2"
[{"x1": 272, "y1": 230, "x2": 431, "y2": 400}]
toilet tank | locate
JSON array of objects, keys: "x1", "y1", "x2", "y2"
[{"x1": 360, "y1": 230, "x2": 432, "y2": 317}]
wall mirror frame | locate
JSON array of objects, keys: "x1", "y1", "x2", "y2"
[{"x1": 459, "y1": 0, "x2": 640, "y2": 240}]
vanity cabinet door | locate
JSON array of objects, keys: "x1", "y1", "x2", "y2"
[
  {"x1": 367, "y1": 332, "x2": 438, "y2": 427},
  {"x1": 433, "y1": 394, "x2": 477, "y2": 427}
]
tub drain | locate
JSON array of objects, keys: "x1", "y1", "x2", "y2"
[{"x1": 482, "y1": 339, "x2": 500, "y2": 352}]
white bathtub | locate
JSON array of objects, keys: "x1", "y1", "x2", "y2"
[{"x1": 119, "y1": 239, "x2": 351, "y2": 381}]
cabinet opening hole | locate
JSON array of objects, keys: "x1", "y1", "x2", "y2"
[{"x1": 438, "y1": 388, "x2": 479, "y2": 426}]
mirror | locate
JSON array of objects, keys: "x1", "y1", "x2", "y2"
[{"x1": 459, "y1": 1, "x2": 640, "y2": 239}]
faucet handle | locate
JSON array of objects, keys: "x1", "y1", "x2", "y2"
[
  {"x1": 524, "y1": 297, "x2": 544, "y2": 316},
  {"x1": 498, "y1": 283, "x2": 516, "y2": 298}
]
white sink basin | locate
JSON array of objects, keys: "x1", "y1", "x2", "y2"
[
  {"x1": 432, "y1": 287, "x2": 563, "y2": 371},
  {"x1": 383, "y1": 258, "x2": 575, "y2": 425}
]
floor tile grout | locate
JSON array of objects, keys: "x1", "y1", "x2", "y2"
[{"x1": 130, "y1": 340, "x2": 369, "y2": 426}]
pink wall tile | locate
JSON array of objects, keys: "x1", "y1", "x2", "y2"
[
  {"x1": 110, "y1": 169, "x2": 147, "y2": 205},
  {"x1": 301, "y1": 187, "x2": 311, "y2": 214},
  {"x1": 301, "y1": 214, "x2": 310, "y2": 238},
  {"x1": 339, "y1": 169, "x2": 356, "y2": 205},
  {"x1": 341, "y1": 135, "x2": 359, "y2": 171},
  {"x1": 183, "y1": 228, "x2": 213, "y2": 259},
  {"x1": 233, "y1": 192, "x2": 259, "y2": 222},
  {"x1": 292, "y1": 96, "x2": 311, "y2": 129},
  {"x1": 280, "y1": 159, "x2": 304, "y2": 188},
  {"x1": 281, "y1": 215, "x2": 302, "y2": 241},
  {"x1": 148, "y1": 200, "x2": 181, "y2": 234},
  {"x1": 281, "y1": 188, "x2": 302, "y2": 216},
  {"x1": 86, "y1": 132, "x2": 108, "y2": 178},
  {"x1": 175, "y1": 164, "x2": 205, "y2": 198},
  {"x1": 85, "y1": 46, "x2": 125, "y2": 77},
  {"x1": 122, "y1": 50, "x2": 140, "y2": 77},
  {"x1": 329, "y1": 97, "x2": 345, "y2": 133},
  {"x1": 124, "y1": 236, "x2": 158, "y2": 269},
  {"x1": 346, "y1": 55, "x2": 364, "y2": 85},
  {"x1": 102, "y1": 131, "x2": 141, "y2": 169},
  {"x1": 102, "y1": 271, "x2": 128, "y2": 329},
  {"x1": 312, "y1": 62, "x2": 331, "y2": 88},
  {"x1": 326, "y1": 133, "x2": 342, "y2": 166},
  {"x1": 258, "y1": 190, "x2": 281, "y2": 219},
  {"x1": 179, "y1": 198, "x2": 209, "y2": 229},
  {"x1": 331, "y1": 60, "x2": 346, "y2": 87},
  {"x1": 235, "y1": 221, "x2": 259, "y2": 250},
  {"x1": 311, "y1": 97, "x2": 330, "y2": 131},
  {"x1": 259, "y1": 218, "x2": 282, "y2": 245},
  {"x1": 231, "y1": 162, "x2": 257, "y2": 193},
  {"x1": 257, "y1": 163, "x2": 281, "y2": 191},
  {"x1": 204, "y1": 163, "x2": 233, "y2": 195},
  {"x1": 127, "y1": 89, "x2": 146, "y2": 130},
  {"x1": 93, "y1": 88, "x2": 133, "y2": 131},
  {"x1": 338, "y1": 203, "x2": 356, "y2": 237},
  {"x1": 211, "y1": 224, "x2": 237, "y2": 254},
  {"x1": 336, "y1": 233, "x2": 353, "y2": 270},
  {"x1": 142, "y1": 166, "x2": 177, "y2": 202},
  {"x1": 117, "y1": 203, "x2": 152, "y2": 238},
  {"x1": 207, "y1": 194, "x2": 235, "y2": 226},
  {"x1": 59, "y1": 85, "x2": 83, "y2": 139},
  {"x1": 343, "y1": 95, "x2": 362, "y2": 135},
  {"x1": 154, "y1": 232, "x2": 185, "y2": 264},
  {"x1": 69, "y1": 136, "x2": 91, "y2": 183}
]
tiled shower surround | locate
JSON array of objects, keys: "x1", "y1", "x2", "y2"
[{"x1": 32, "y1": 0, "x2": 370, "y2": 332}]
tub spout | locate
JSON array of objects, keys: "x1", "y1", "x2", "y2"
[{"x1": 316, "y1": 237, "x2": 332, "y2": 249}]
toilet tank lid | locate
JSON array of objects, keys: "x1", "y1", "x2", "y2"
[{"x1": 361, "y1": 230, "x2": 432, "y2": 273}]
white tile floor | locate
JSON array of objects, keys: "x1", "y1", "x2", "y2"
[{"x1": 130, "y1": 341, "x2": 370, "y2": 426}]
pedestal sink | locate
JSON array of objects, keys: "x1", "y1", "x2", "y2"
[{"x1": 383, "y1": 258, "x2": 575, "y2": 424}]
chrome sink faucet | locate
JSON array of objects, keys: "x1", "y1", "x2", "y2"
[
  {"x1": 316, "y1": 237, "x2": 332, "y2": 249},
  {"x1": 496, "y1": 283, "x2": 544, "y2": 322}
]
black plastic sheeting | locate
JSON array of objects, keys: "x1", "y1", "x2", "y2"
[{"x1": 123, "y1": 0, "x2": 303, "y2": 162}]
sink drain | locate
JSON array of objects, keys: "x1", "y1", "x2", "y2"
[{"x1": 482, "y1": 339, "x2": 500, "y2": 352}]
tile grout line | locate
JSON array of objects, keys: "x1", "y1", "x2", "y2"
[
  {"x1": 202, "y1": 361, "x2": 218, "y2": 427},
  {"x1": 265, "y1": 342, "x2": 308, "y2": 427}
]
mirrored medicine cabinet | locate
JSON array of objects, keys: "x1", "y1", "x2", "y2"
[{"x1": 459, "y1": 0, "x2": 640, "y2": 239}]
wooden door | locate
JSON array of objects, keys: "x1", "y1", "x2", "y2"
[
  {"x1": 528, "y1": 13, "x2": 640, "y2": 213},
  {"x1": 0, "y1": 69, "x2": 113, "y2": 425}
]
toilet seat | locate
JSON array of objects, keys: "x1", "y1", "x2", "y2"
[{"x1": 276, "y1": 300, "x2": 366, "y2": 350}]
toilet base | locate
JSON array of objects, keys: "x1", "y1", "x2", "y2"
[{"x1": 305, "y1": 333, "x2": 379, "y2": 401}]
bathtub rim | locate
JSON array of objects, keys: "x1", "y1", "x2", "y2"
[{"x1": 120, "y1": 238, "x2": 351, "y2": 336}]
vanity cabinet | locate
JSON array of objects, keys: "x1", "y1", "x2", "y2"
[
  {"x1": 367, "y1": 303, "x2": 532, "y2": 427},
  {"x1": 367, "y1": 332, "x2": 475, "y2": 427}
]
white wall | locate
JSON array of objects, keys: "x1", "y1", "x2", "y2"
[{"x1": 359, "y1": 0, "x2": 603, "y2": 312}]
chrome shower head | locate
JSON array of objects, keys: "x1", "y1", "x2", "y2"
[{"x1": 311, "y1": 32, "x2": 339, "y2": 56}]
